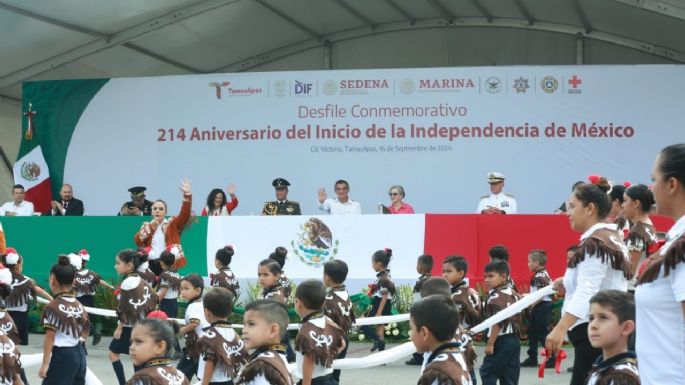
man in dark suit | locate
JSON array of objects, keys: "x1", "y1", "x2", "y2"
[
  {"x1": 45, "y1": 184, "x2": 84, "y2": 216},
  {"x1": 261, "y1": 178, "x2": 301, "y2": 215}
]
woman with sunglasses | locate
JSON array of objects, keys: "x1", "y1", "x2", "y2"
[{"x1": 385, "y1": 185, "x2": 414, "y2": 214}]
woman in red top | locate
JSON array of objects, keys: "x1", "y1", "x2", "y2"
[
  {"x1": 201, "y1": 183, "x2": 238, "y2": 216},
  {"x1": 386, "y1": 185, "x2": 414, "y2": 214},
  {"x1": 134, "y1": 179, "x2": 192, "y2": 274}
]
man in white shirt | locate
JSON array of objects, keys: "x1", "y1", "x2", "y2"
[
  {"x1": 317, "y1": 179, "x2": 362, "y2": 215},
  {"x1": 0, "y1": 184, "x2": 34, "y2": 216},
  {"x1": 476, "y1": 172, "x2": 517, "y2": 214}
]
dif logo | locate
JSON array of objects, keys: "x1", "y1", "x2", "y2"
[{"x1": 294, "y1": 81, "x2": 313, "y2": 95}]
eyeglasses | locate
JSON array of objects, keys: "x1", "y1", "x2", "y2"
[{"x1": 389, "y1": 192, "x2": 400, "y2": 196}]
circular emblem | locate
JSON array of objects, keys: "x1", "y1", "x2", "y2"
[
  {"x1": 322, "y1": 80, "x2": 337, "y2": 96},
  {"x1": 291, "y1": 218, "x2": 339, "y2": 267},
  {"x1": 20, "y1": 162, "x2": 40, "y2": 181},
  {"x1": 399, "y1": 79, "x2": 415, "y2": 95},
  {"x1": 485, "y1": 76, "x2": 502, "y2": 93},
  {"x1": 540, "y1": 76, "x2": 558, "y2": 93}
]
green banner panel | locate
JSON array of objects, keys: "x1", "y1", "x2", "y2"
[{"x1": 1, "y1": 217, "x2": 208, "y2": 286}]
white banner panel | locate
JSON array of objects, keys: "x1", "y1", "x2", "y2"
[
  {"x1": 206, "y1": 214, "x2": 425, "y2": 290},
  {"x1": 62, "y1": 65, "x2": 684, "y2": 215}
]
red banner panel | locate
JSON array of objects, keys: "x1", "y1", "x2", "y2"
[{"x1": 425, "y1": 214, "x2": 674, "y2": 288}]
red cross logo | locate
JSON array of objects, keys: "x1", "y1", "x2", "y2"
[{"x1": 568, "y1": 75, "x2": 582, "y2": 89}]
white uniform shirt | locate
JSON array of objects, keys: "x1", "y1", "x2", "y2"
[
  {"x1": 635, "y1": 214, "x2": 685, "y2": 385},
  {"x1": 185, "y1": 301, "x2": 210, "y2": 337},
  {"x1": 0, "y1": 201, "x2": 34, "y2": 216},
  {"x1": 317, "y1": 198, "x2": 362, "y2": 215},
  {"x1": 476, "y1": 193, "x2": 517, "y2": 214},
  {"x1": 562, "y1": 222, "x2": 628, "y2": 330},
  {"x1": 149, "y1": 225, "x2": 165, "y2": 260}
]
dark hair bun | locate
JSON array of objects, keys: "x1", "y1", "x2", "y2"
[
  {"x1": 57, "y1": 255, "x2": 71, "y2": 266},
  {"x1": 384, "y1": 248, "x2": 393, "y2": 258},
  {"x1": 596, "y1": 177, "x2": 611, "y2": 194},
  {"x1": 0, "y1": 283, "x2": 11, "y2": 298}
]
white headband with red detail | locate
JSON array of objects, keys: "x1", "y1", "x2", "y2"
[
  {"x1": 4, "y1": 248, "x2": 19, "y2": 265},
  {"x1": 68, "y1": 253, "x2": 83, "y2": 270}
]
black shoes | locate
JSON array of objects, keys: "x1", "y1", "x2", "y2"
[
  {"x1": 370, "y1": 340, "x2": 385, "y2": 352},
  {"x1": 546, "y1": 358, "x2": 556, "y2": 369},
  {"x1": 520, "y1": 358, "x2": 538, "y2": 367},
  {"x1": 521, "y1": 357, "x2": 558, "y2": 368},
  {"x1": 405, "y1": 355, "x2": 423, "y2": 366},
  {"x1": 92, "y1": 330, "x2": 102, "y2": 346}
]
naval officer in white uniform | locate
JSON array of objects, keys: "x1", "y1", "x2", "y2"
[{"x1": 477, "y1": 172, "x2": 517, "y2": 214}]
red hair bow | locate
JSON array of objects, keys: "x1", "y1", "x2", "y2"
[
  {"x1": 147, "y1": 310, "x2": 169, "y2": 320},
  {"x1": 539, "y1": 349, "x2": 568, "y2": 378},
  {"x1": 588, "y1": 174, "x2": 601, "y2": 184},
  {"x1": 367, "y1": 283, "x2": 377, "y2": 297}
]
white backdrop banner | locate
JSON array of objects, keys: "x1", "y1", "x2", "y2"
[
  {"x1": 206, "y1": 214, "x2": 425, "y2": 284},
  {"x1": 60, "y1": 65, "x2": 685, "y2": 215}
]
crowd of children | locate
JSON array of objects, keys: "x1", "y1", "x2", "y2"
[
  {"x1": 6, "y1": 145, "x2": 685, "y2": 385},
  {"x1": 0, "y1": 237, "x2": 648, "y2": 385},
  {"x1": 8, "y1": 161, "x2": 685, "y2": 385},
  {"x1": 0, "y1": 228, "x2": 655, "y2": 385}
]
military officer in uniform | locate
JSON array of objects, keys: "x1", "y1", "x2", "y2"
[
  {"x1": 262, "y1": 178, "x2": 301, "y2": 215},
  {"x1": 477, "y1": 172, "x2": 517, "y2": 214},
  {"x1": 118, "y1": 186, "x2": 153, "y2": 216}
]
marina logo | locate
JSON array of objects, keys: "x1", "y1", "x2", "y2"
[{"x1": 416, "y1": 78, "x2": 476, "y2": 92}]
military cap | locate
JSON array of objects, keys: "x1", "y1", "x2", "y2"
[
  {"x1": 128, "y1": 186, "x2": 147, "y2": 198},
  {"x1": 272, "y1": 178, "x2": 290, "y2": 188},
  {"x1": 487, "y1": 172, "x2": 506, "y2": 184}
]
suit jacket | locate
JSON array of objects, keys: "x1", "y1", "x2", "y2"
[{"x1": 44, "y1": 198, "x2": 84, "y2": 216}]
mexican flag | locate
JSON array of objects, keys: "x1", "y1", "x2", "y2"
[
  {"x1": 15, "y1": 79, "x2": 109, "y2": 214},
  {"x1": 13, "y1": 145, "x2": 51, "y2": 213}
]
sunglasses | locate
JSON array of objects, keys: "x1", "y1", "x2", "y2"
[{"x1": 389, "y1": 192, "x2": 400, "y2": 196}]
